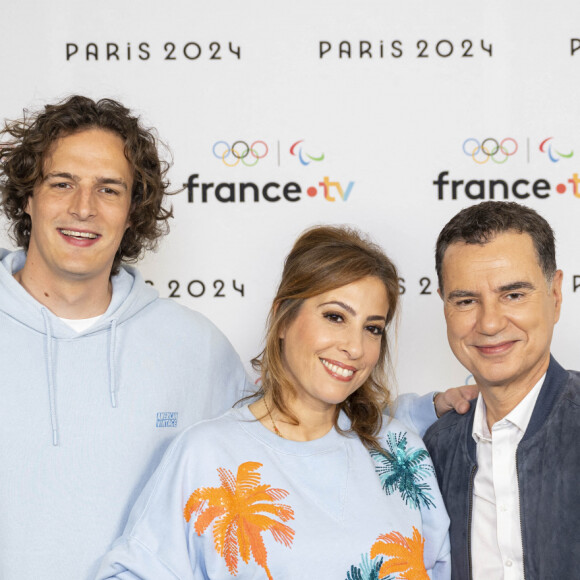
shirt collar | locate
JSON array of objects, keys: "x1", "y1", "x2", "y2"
[
  {"x1": 472, "y1": 393, "x2": 491, "y2": 442},
  {"x1": 504, "y1": 373, "x2": 545, "y2": 432},
  {"x1": 472, "y1": 373, "x2": 546, "y2": 441}
]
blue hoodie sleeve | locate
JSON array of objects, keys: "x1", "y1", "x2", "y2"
[
  {"x1": 96, "y1": 539, "x2": 182, "y2": 580},
  {"x1": 390, "y1": 392, "x2": 438, "y2": 438},
  {"x1": 95, "y1": 430, "x2": 201, "y2": 580},
  {"x1": 431, "y1": 555, "x2": 452, "y2": 580}
]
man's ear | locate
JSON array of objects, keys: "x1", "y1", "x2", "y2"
[
  {"x1": 125, "y1": 201, "x2": 135, "y2": 230},
  {"x1": 24, "y1": 194, "x2": 33, "y2": 216},
  {"x1": 437, "y1": 287, "x2": 443, "y2": 301},
  {"x1": 551, "y1": 269, "x2": 564, "y2": 324}
]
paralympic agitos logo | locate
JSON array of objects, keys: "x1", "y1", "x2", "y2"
[
  {"x1": 183, "y1": 140, "x2": 354, "y2": 203},
  {"x1": 435, "y1": 137, "x2": 580, "y2": 200}
]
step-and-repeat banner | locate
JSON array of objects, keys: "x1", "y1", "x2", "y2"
[{"x1": 1, "y1": 0, "x2": 578, "y2": 394}]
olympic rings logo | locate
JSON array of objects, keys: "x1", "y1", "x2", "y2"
[
  {"x1": 213, "y1": 140, "x2": 269, "y2": 167},
  {"x1": 463, "y1": 138, "x2": 518, "y2": 164}
]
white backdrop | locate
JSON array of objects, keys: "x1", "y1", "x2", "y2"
[{"x1": 1, "y1": 0, "x2": 578, "y2": 394}]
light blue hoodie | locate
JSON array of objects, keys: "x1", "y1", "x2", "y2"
[{"x1": 0, "y1": 249, "x2": 250, "y2": 580}]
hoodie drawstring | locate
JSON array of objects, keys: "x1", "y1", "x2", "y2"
[
  {"x1": 40, "y1": 312, "x2": 119, "y2": 446},
  {"x1": 108, "y1": 319, "x2": 118, "y2": 408},
  {"x1": 41, "y1": 308, "x2": 59, "y2": 447}
]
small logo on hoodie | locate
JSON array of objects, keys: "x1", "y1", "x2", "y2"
[{"x1": 156, "y1": 412, "x2": 178, "y2": 428}]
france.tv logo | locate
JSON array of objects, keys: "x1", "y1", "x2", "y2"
[{"x1": 187, "y1": 139, "x2": 353, "y2": 203}]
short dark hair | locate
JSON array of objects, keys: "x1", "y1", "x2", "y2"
[
  {"x1": 435, "y1": 201, "x2": 556, "y2": 291},
  {"x1": 251, "y1": 225, "x2": 400, "y2": 450},
  {"x1": 0, "y1": 95, "x2": 173, "y2": 274}
]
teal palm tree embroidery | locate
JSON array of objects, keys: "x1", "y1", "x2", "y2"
[
  {"x1": 346, "y1": 554, "x2": 392, "y2": 580},
  {"x1": 370, "y1": 432, "x2": 435, "y2": 510}
]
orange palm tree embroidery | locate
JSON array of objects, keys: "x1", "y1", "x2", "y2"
[
  {"x1": 370, "y1": 526, "x2": 429, "y2": 580},
  {"x1": 184, "y1": 461, "x2": 295, "y2": 579}
]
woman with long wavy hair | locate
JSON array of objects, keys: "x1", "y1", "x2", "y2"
[{"x1": 97, "y1": 225, "x2": 450, "y2": 580}]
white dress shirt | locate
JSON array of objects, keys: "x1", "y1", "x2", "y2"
[{"x1": 471, "y1": 375, "x2": 545, "y2": 580}]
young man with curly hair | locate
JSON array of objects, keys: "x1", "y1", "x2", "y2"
[{"x1": 0, "y1": 96, "x2": 250, "y2": 580}]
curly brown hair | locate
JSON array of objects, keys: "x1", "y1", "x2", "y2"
[
  {"x1": 0, "y1": 95, "x2": 173, "y2": 275},
  {"x1": 251, "y1": 225, "x2": 400, "y2": 449}
]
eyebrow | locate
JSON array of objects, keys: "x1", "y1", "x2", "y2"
[
  {"x1": 446, "y1": 290, "x2": 476, "y2": 300},
  {"x1": 319, "y1": 300, "x2": 387, "y2": 322},
  {"x1": 44, "y1": 171, "x2": 76, "y2": 182},
  {"x1": 498, "y1": 281, "x2": 536, "y2": 292},
  {"x1": 97, "y1": 177, "x2": 129, "y2": 191},
  {"x1": 44, "y1": 172, "x2": 129, "y2": 191},
  {"x1": 446, "y1": 281, "x2": 536, "y2": 300}
]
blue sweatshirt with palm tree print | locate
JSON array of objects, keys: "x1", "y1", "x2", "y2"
[{"x1": 96, "y1": 406, "x2": 450, "y2": 580}]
